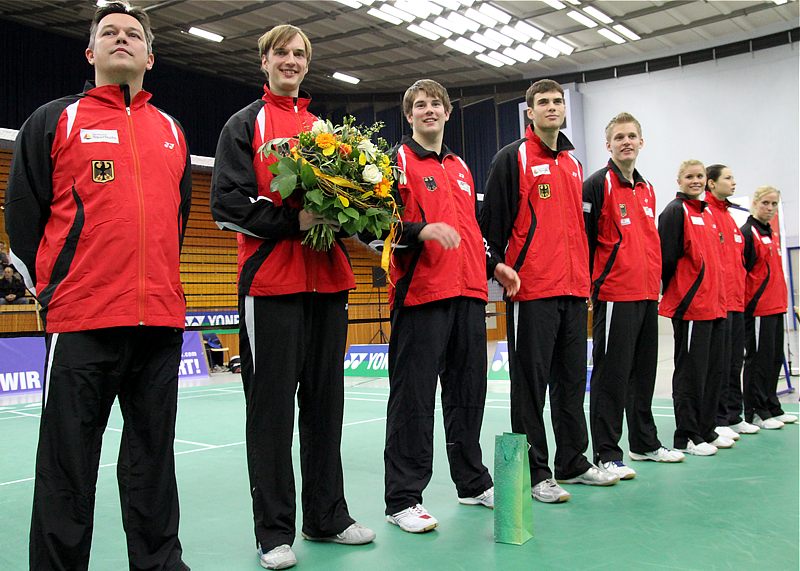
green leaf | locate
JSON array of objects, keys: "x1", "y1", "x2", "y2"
[
  {"x1": 337, "y1": 211, "x2": 349, "y2": 224},
  {"x1": 272, "y1": 173, "x2": 298, "y2": 199},
  {"x1": 300, "y1": 162, "x2": 317, "y2": 188},
  {"x1": 343, "y1": 207, "x2": 359, "y2": 219},
  {"x1": 365, "y1": 207, "x2": 381, "y2": 216},
  {"x1": 305, "y1": 189, "x2": 324, "y2": 206},
  {"x1": 277, "y1": 158, "x2": 298, "y2": 175}
]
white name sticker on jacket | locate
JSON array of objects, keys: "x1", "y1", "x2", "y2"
[
  {"x1": 761, "y1": 236, "x2": 772, "y2": 244},
  {"x1": 620, "y1": 217, "x2": 631, "y2": 226},
  {"x1": 643, "y1": 206, "x2": 654, "y2": 218},
  {"x1": 734, "y1": 234, "x2": 743, "y2": 243},
  {"x1": 532, "y1": 164, "x2": 550, "y2": 176},
  {"x1": 457, "y1": 180, "x2": 472, "y2": 195},
  {"x1": 80, "y1": 129, "x2": 119, "y2": 144},
  {"x1": 690, "y1": 216, "x2": 705, "y2": 226},
  {"x1": 582, "y1": 202, "x2": 592, "y2": 213}
]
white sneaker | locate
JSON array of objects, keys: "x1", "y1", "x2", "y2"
[
  {"x1": 558, "y1": 465, "x2": 619, "y2": 486},
  {"x1": 531, "y1": 478, "x2": 571, "y2": 503},
  {"x1": 458, "y1": 486, "x2": 494, "y2": 508},
  {"x1": 753, "y1": 414, "x2": 784, "y2": 430},
  {"x1": 302, "y1": 522, "x2": 376, "y2": 544},
  {"x1": 628, "y1": 447, "x2": 685, "y2": 463},
  {"x1": 598, "y1": 460, "x2": 636, "y2": 480},
  {"x1": 774, "y1": 413, "x2": 798, "y2": 424},
  {"x1": 715, "y1": 426, "x2": 740, "y2": 440},
  {"x1": 709, "y1": 435, "x2": 735, "y2": 449},
  {"x1": 729, "y1": 420, "x2": 760, "y2": 434},
  {"x1": 678, "y1": 441, "x2": 717, "y2": 456},
  {"x1": 386, "y1": 504, "x2": 438, "y2": 533},
  {"x1": 258, "y1": 544, "x2": 296, "y2": 570}
]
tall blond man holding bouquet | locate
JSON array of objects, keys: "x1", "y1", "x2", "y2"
[
  {"x1": 382, "y1": 80, "x2": 520, "y2": 533},
  {"x1": 210, "y1": 25, "x2": 374, "y2": 570}
]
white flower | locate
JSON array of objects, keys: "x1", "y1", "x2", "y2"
[
  {"x1": 362, "y1": 164, "x2": 383, "y2": 184},
  {"x1": 311, "y1": 119, "x2": 332, "y2": 136},
  {"x1": 357, "y1": 139, "x2": 377, "y2": 161}
]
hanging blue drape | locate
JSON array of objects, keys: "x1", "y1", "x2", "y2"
[
  {"x1": 498, "y1": 97, "x2": 526, "y2": 148},
  {"x1": 376, "y1": 105, "x2": 404, "y2": 148},
  {"x1": 462, "y1": 98, "x2": 498, "y2": 197}
]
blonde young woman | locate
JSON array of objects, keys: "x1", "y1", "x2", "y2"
[{"x1": 740, "y1": 187, "x2": 797, "y2": 429}]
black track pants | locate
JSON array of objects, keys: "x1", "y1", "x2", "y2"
[
  {"x1": 239, "y1": 292, "x2": 354, "y2": 551},
  {"x1": 30, "y1": 327, "x2": 187, "y2": 571},
  {"x1": 384, "y1": 297, "x2": 492, "y2": 515},
  {"x1": 717, "y1": 311, "x2": 745, "y2": 426},
  {"x1": 671, "y1": 318, "x2": 725, "y2": 448},
  {"x1": 743, "y1": 312, "x2": 786, "y2": 422},
  {"x1": 507, "y1": 296, "x2": 592, "y2": 486},
  {"x1": 589, "y1": 300, "x2": 662, "y2": 463}
]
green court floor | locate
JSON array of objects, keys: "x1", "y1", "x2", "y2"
[{"x1": 1, "y1": 381, "x2": 798, "y2": 570}]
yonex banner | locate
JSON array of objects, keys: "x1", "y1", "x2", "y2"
[
  {"x1": 185, "y1": 310, "x2": 239, "y2": 328},
  {"x1": 0, "y1": 332, "x2": 208, "y2": 395},
  {"x1": 344, "y1": 344, "x2": 389, "y2": 377},
  {"x1": 489, "y1": 341, "x2": 594, "y2": 389}
]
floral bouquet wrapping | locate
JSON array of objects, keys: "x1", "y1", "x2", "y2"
[{"x1": 258, "y1": 117, "x2": 400, "y2": 258}]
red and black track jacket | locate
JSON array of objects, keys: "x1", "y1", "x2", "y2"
[
  {"x1": 741, "y1": 215, "x2": 787, "y2": 316},
  {"x1": 4, "y1": 82, "x2": 191, "y2": 333},
  {"x1": 705, "y1": 193, "x2": 746, "y2": 312},
  {"x1": 583, "y1": 160, "x2": 660, "y2": 302},
  {"x1": 389, "y1": 137, "x2": 487, "y2": 309},
  {"x1": 658, "y1": 193, "x2": 725, "y2": 321},
  {"x1": 210, "y1": 85, "x2": 355, "y2": 296},
  {"x1": 480, "y1": 125, "x2": 589, "y2": 301}
]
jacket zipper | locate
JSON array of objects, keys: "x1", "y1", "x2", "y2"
[
  {"x1": 124, "y1": 85, "x2": 147, "y2": 324},
  {"x1": 555, "y1": 154, "x2": 573, "y2": 295},
  {"x1": 441, "y1": 158, "x2": 463, "y2": 292}
]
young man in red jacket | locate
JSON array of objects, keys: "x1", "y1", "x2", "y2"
[
  {"x1": 210, "y1": 24, "x2": 374, "y2": 570},
  {"x1": 584, "y1": 113, "x2": 684, "y2": 479},
  {"x1": 5, "y1": 3, "x2": 191, "y2": 569},
  {"x1": 481, "y1": 79, "x2": 618, "y2": 505},
  {"x1": 383, "y1": 79, "x2": 520, "y2": 533}
]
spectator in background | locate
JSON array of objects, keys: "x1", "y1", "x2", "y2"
[
  {"x1": 0, "y1": 240, "x2": 10, "y2": 267},
  {"x1": 0, "y1": 265, "x2": 29, "y2": 304}
]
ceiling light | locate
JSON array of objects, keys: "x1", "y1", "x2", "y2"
[
  {"x1": 431, "y1": 0, "x2": 460, "y2": 9},
  {"x1": 420, "y1": 20, "x2": 453, "y2": 37},
  {"x1": 395, "y1": 0, "x2": 436, "y2": 18},
  {"x1": 95, "y1": 0, "x2": 109, "y2": 6},
  {"x1": 546, "y1": 36, "x2": 575, "y2": 55},
  {"x1": 444, "y1": 38, "x2": 478, "y2": 54},
  {"x1": 514, "y1": 20, "x2": 545, "y2": 41},
  {"x1": 476, "y1": 53, "x2": 504, "y2": 67},
  {"x1": 533, "y1": 40, "x2": 560, "y2": 58},
  {"x1": 332, "y1": 72, "x2": 361, "y2": 84},
  {"x1": 598, "y1": 28, "x2": 625, "y2": 44},
  {"x1": 488, "y1": 50, "x2": 516, "y2": 65},
  {"x1": 583, "y1": 6, "x2": 613, "y2": 24},
  {"x1": 334, "y1": 0, "x2": 362, "y2": 8},
  {"x1": 564, "y1": 0, "x2": 581, "y2": 4},
  {"x1": 408, "y1": 24, "x2": 440, "y2": 40},
  {"x1": 484, "y1": 28, "x2": 514, "y2": 47},
  {"x1": 188, "y1": 27, "x2": 224, "y2": 42},
  {"x1": 539, "y1": 0, "x2": 566, "y2": 9},
  {"x1": 567, "y1": 10, "x2": 597, "y2": 28},
  {"x1": 367, "y1": 7, "x2": 403, "y2": 24},
  {"x1": 479, "y1": 3, "x2": 512, "y2": 24},
  {"x1": 464, "y1": 7, "x2": 496, "y2": 28},
  {"x1": 458, "y1": 0, "x2": 476, "y2": 6},
  {"x1": 612, "y1": 24, "x2": 641, "y2": 41},
  {"x1": 503, "y1": 46, "x2": 531, "y2": 63},
  {"x1": 448, "y1": 11, "x2": 481, "y2": 32},
  {"x1": 772, "y1": 0, "x2": 788, "y2": 4},
  {"x1": 379, "y1": 4, "x2": 415, "y2": 22},
  {"x1": 516, "y1": 45, "x2": 544, "y2": 61},
  {"x1": 435, "y1": 15, "x2": 467, "y2": 34},
  {"x1": 470, "y1": 32, "x2": 501, "y2": 50},
  {"x1": 501, "y1": 25, "x2": 529, "y2": 43},
  {"x1": 456, "y1": 36, "x2": 486, "y2": 53}
]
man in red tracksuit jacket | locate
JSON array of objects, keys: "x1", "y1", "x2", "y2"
[
  {"x1": 583, "y1": 113, "x2": 684, "y2": 478},
  {"x1": 209, "y1": 24, "x2": 373, "y2": 570},
  {"x1": 481, "y1": 79, "x2": 618, "y2": 505},
  {"x1": 382, "y1": 80, "x2": 520, "y2": 534},
  {"x1": 5, "y1": 3, "x2": 191, "y2": 569}
]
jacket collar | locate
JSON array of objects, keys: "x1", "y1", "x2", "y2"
[
  {"x1": 525, "y1": 124, "x2": 575, "y2": 156},
  {"x1": 675, "y1": 192, "x2": 708, "y2": 212},
  {"x1": 748, "y1": 215, "x2": 774, "y2": 236},
  {"x1": 704, "y1": 192, "x2": 733, "y2": 210},
  {"x1": 607, "y1": 159, "x2": 645, "y2": 188},
  {"x1": 401, "y1": 134, "x2": 452, "y2": 162},
  {"x1": 262, "y1": 84, "x2": 311, "y2": 112},
  {"x1": 83, "y1": 80, "x2": 152, "y2": 109}
]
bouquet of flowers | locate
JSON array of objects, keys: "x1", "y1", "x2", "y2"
[{"x1": 258, "y1": 116, "x2": 400, "y2": 252}]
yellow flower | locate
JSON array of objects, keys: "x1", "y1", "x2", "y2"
[
  {"x1": 337, "y1": 194, "x2": 350, "y2": 207},
  {"x1": 375, "y1": 178, "x2": 392, "y2": 198},
  {"x1": 315, "y1": 133, "x2": 337, "y2": 156},
  {"x1": 358, "y1": 152, "x2": 367, "y2": 166},
  {"x1": 380, "y1": 155, "x2": 390, "y2": 168}
]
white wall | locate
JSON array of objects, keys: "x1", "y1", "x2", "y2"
[{"x1": 578, "y1": 44, "x2": 799, "y2": 246}]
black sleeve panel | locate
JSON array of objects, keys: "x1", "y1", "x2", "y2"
[
  {"x1": 658, "y1": 200, "x2": 685, "y2": 292},
  {"x1": 209, "y1": 102, "x2": 300, "y2": 240},
  {"x1": 479, "y1": 140, "x2": 522, "y2": 278},
  {"x1": 741, "y1": 221, "x2": 757, "y2": 272},
  {"x1": 582, "y1": 168, "x2": 607, "y2": 276},
  {"x1": 174, "y1": 118, "x2": 192, "y2": 251},
  {"x1": 4, "y1": 97, "x2": 74, "y2": 290}
]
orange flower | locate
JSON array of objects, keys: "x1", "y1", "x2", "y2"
[
  {"x1": 374, "y1": 178, "x2": 392, "y2": 198},
  {"x1": 338, "y1": 143, "x2": 352, "y2": 156},
  {"x1": 315, "y1": 133, "x2": 337, "y2": 156}
]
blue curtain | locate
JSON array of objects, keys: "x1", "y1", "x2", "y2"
[
  {"x1": 442, "y1": 100, "x2": 463, "y2": 157},
  {"x1": 376, "y1": 105, "x2": 404, "y2": 147},
  {"x1": 462, "y1": 98, "x2": 498, "y2": 197},
  {"x1": 498, "y1": 97, "x2": 526, "y2": 148},
  {"x1": 350, "y1": 105, "x2": 375, "y2": 127}
]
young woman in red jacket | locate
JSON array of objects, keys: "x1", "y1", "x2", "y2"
[{"x1": 741, "y1": 187, "x2": 797, "y2": 429}]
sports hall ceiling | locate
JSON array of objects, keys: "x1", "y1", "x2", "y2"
[{"x1": 1, "y1": 0, "x2": 797, "y2": 95}]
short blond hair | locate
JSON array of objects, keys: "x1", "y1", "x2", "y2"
[
  {"x1": 402, "y1": 79, "x2": 452, "y2": 117},
  {"x1": 258, "y1": 24, "x2": 312, "y2": 62},
  {"x1": 750, "y1": 186, "x2": 781, "y2": 215},
  {"x1": 605, "y1": 112, "x2": 642, "y2": 141},
  {"x1": 677, "y1": 159, "x2": 705, "y2": 180}
]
